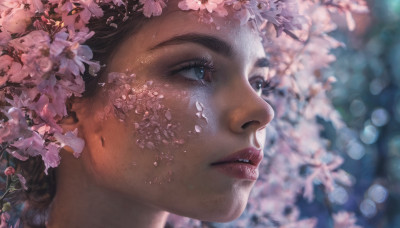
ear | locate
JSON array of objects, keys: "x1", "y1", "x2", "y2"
[
  {"x1": 57, "y1": 98, "x2": 86, "y2": 157},
  {"x1": 59, "y1": 98, "x2": 81, "y2": 132}
]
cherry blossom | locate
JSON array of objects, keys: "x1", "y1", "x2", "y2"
[
  {"x1": 140, "y1": 0, "x2": 168, "y2": 17},
  {"x1": 333, "y1": 211, "x2": 362, "y2": 228},
  {"x1": 1, "y1": 9, "x2": 34, "y2": 34},
  {"x1": 54, "y1": 129, "x2": 85, "y2": 158},
  {"x1": 51, "y1": 0, "x2": 103, "y2": 31},
  {"x1": 225, "y1": 0, "x2": 258, "y2": 24},
  {"x1": 178, "y1": 0, "x2": 227, "y2": 16}
]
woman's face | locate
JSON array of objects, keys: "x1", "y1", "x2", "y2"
[{"x1": 79, "y1": 2, "x2": 274, "y2": 222}]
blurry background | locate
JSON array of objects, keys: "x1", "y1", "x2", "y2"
[{"x1": 298, "y1": 0, "x2": 400, "y2": 227}]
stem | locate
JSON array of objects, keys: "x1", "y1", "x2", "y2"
[
  {"x1": 0, "y1": 188, "x2": 10, "y2": 205},
  {"x1": 0, "y1": 145, "x2": 11, "y2": 210},
  {"x1": 5, "y1": 175, "x2": 10, "y2": 189},
  {"x1": 321, "y1": 185, "x2": 335, "y2": 227},
  {"x1": 6, "y1": 152, "x2": 9, "y2": 170},
  {"x1": 0, "y1": 141, "x2": 10, "y2": 154},
  {"x1": 0, "y1": 144, "x2": 8, "y2": 160},
  {"x1": 0, "y1": 189, "x2": 10, "y2": 202}
]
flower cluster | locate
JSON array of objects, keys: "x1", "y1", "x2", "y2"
[{"x1": 0, "y1": 0, "x2": 368, "y2": 227}]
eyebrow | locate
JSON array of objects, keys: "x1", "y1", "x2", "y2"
[
  {"x1": 255, "y1": 57, "x2": 269, "y2": 68},
  {"x1": 149, "y1": 33, "x2": 269, "y2": 68},
  {"x1": 149, "y1": 33, "x2": 233, "y2": 57}
]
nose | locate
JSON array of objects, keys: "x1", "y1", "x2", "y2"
[{"x1": 227, "y1": 83, "x2": 274, "y2": 134}]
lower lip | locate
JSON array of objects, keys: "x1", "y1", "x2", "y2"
[{"x1": 212, "y1": 163, "x2": 259, "y2": 180}]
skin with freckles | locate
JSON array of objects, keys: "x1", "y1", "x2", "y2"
[{"x1": 48, "y1": 1, "x2": 274, "y2": 227}]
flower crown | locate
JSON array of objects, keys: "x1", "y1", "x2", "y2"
[{"x1": 0, "y1": 0, "x2": 368, "y2": 227}]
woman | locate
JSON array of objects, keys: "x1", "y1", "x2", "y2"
[
  {"x1": 2, "y1": 0, "x2": 275, "y2": 226},
  {"x1": 49, "y1": 1, "x2": 273, "y2": 227},
  {"x1": 0, "y1": 0, "x2": 367, "y2": 227}
]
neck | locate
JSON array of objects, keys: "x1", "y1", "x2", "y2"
[{"x1": 46, "y1": 152, "x2": 169, "y2": 228}]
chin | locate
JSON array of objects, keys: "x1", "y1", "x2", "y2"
[
  {"x1": 211, "y1": 208, "x2": 246, "y2": 223},
  {"x1": 165, "y1": 183, "x2": 253, "y2": 223},
  {"x1": 192, "y1": 194, "x2": 249, "y2": 223},
  {"x1": 202, "y1": 203, "x2": 247, "y2": 223},
  {"x1": 168, "y1": 197, "x2": 248, "y2": 223}
]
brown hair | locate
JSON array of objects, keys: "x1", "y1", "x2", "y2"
[{"x1": 14, "y1": 1, "x2": 148, "y2": 227}]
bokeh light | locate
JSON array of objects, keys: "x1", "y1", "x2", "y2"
[
  {"x1": 346, "y1": 139, "x2": 366, "y2": 160},
  {"x1": 329, "y1": 186, "x2": 349, "y2": 205},
  {"x1": 371, "y1": 108, "x2": 389, "y2": 127},
  {"x1": 317, "y1": 0, "x2": 400, "y2": 227},
  {"x1": 368, "y1": 184, "x2": 388, "y2": 204},
  {"x1": 350, "y1": 99, "x2": 367, "y2": 117},
  {"x1": 360, "y1": 199, "x2": 377, "y2": 218},
  {"x1": 360, "y1": 125, "x2": 379, "y2": 144}
]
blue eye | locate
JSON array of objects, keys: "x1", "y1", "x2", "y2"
[
  {"x1": 171, "y1": 58, "x2": 215, "y2": 83},
  {"x1": 249, "y1": 76, "x2": 274, "y2": 96},
  {"x1": 180, "y1": 67, "x2": 207, "y2": 81}
]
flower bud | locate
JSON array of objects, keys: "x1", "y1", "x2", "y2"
[
  {"x1": 4, "y1": 167, "x2": 15, "y2": 176},
  {"x1": 1, "y1": 202, "x2": 11, "y2": 212}
]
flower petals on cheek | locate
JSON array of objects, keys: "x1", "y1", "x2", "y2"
[
  {"x1": 99, "y1": 72, "x2": 186, "y2": 151},
  {"x1": 193, "y1": 101, "x2": 209, "y2": 133},
  {"x1": 96, "y1": 71, "x2": 208, "y2": 184}
]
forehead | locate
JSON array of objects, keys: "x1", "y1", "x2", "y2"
[{"x1": 117, "y1": 2, "x2": 265, "y2": 60}]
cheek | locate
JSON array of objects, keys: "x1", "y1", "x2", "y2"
[{"x1": 97, "y1": 71, "x2": 210, "y2": 184}]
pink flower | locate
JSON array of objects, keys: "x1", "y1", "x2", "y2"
[
  {"x1": 54, "y1": 129, "x2": 85, "y2": 158},
  {"x1": 178, "y1": 0, "x2": 226, "y2": 15},
  {"x1": 42, "y1": 143, "x2": 61, "y2": 174},
  {"x1": 0, "y1": 212, "x2": 10, "y2": 228},
  {"x1": 10, "y1": 131, "x2": 45, "y2": 160},
  {"x1": 303, "y1": 150, "x2": 344, "y2": 201},
  {"x1": 4, "y1": 167, "x2": 15, "y2": 176},
  {"x1": 332, "y1": 169, "x2": 353, "y2": 186},
  {"x1": 0, "y1": 108, "x2": 31, "y2": 144},
  {"x1": 225, "y1": 0, "x2": 255, "y2": 24},
  {"x1": 0, "y1": 0, "x2": 44, "y2": 13},
  {"x1": 140, "y1": 0, "x2": 167, "y2": 17},
  {"x1": 333, "y1": 211, "x2": 361, "y2": 228},
  {"x1": 226, "y1": 0, "x2": 273, "y2": 25},
  {"x1": 52, "y1": 0, "x2": 103, "y2": 31},
  {"x1": 330, "y1": 0, "x2": 369, "y2": 31},
  {"x1": 1, "y1": 9, "x2": 33, "y2": 34},
  {"x1": 259, "y1": 0, "x2": 303, "y2": 36},
  {"x1": 9, "y1": 30, "x2": 50, "y2": 52},
  {"x1": 30, "y1": 94, "x2": 63, "y2": 133},
  {"x1": 29, "y1": 0, "x2": 44, "y2": 13},
  {"x1": 8, "y1": 30, "x2": 52, "y2": 81},
  {"x1": 51, "y1": 30, "x2": 97, "y2": 76},
  {"x1": 280, "y1": 218, "x2": 317, "y2": 228}
]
